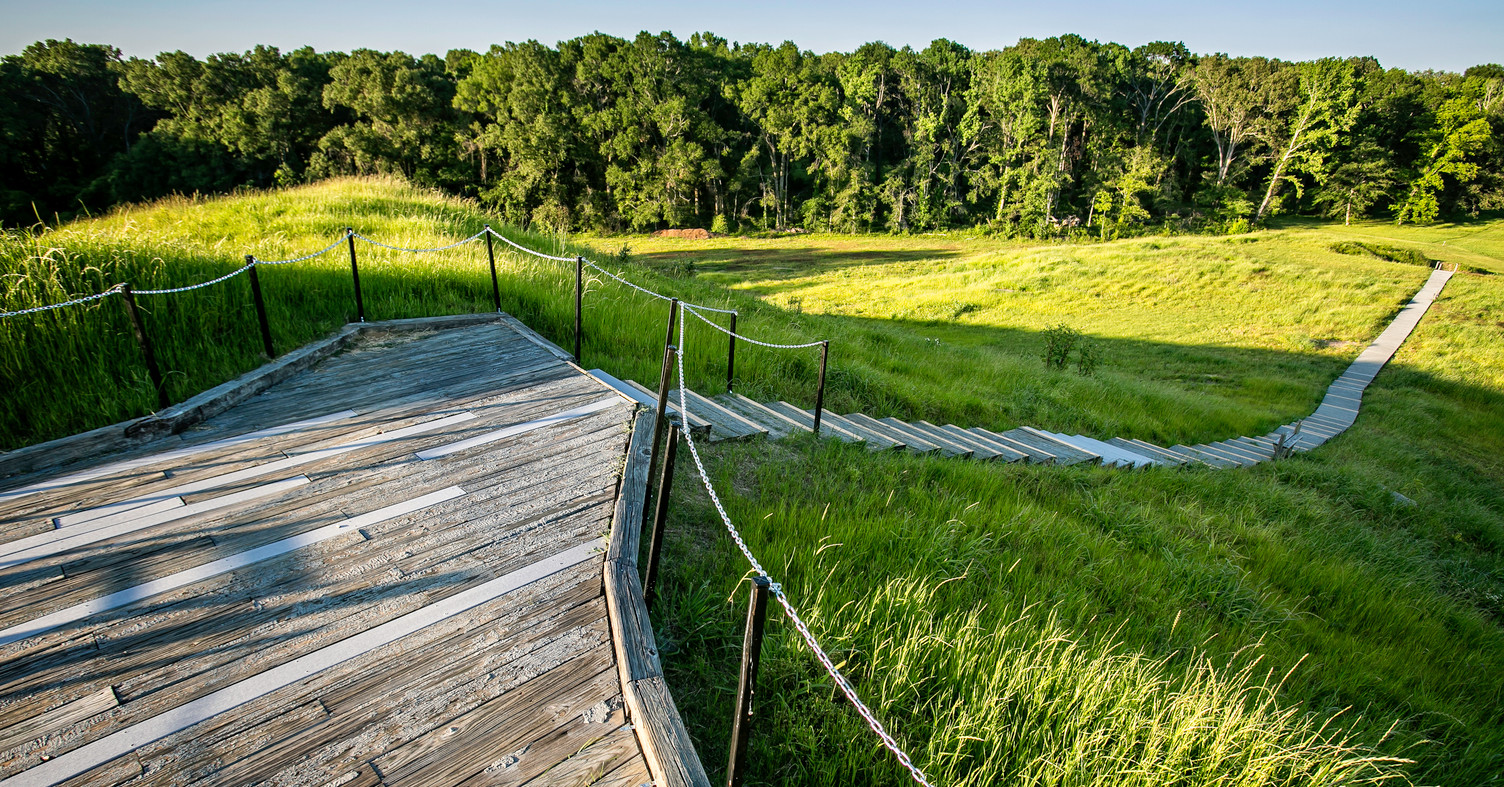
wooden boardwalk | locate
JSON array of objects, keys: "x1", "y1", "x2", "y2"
[
  {"x1": 593, "y1": 267, "x2": 1457, "y2": 469},
  {"x1": 0, "y1": 317, "x2": 681, "y2": 786}
]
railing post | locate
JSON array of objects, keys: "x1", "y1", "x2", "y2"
[
  {"x1": 346, "y1": 228, "x2": 364, "y2": 323},
  {"x1": 245, "y1": 256, "x2": 275, "y2": 358},
  {"x1": 644, "y1": 342, "x2": 677, "y2": 522},
  {"x1": 118, "y1": 283, "x2": 169, "y2": 410},
  {"x1": 574, "y1": 256, "x2": 584, "y2": 363},
  {"x1": 662, "y1": 297, "x2": 679, "y2": 355},
  {"x1": 644, "y1": 421, "x2": 678, "y2": 605},
  {"x1": 484, "y1": 225, "x2": 501, "y2": 313},
  {"x1": 726, "y1": 310, "x2": 738, "y2": 393},
  {"x1": 812, "y1": 339, "x2": 829, "y2": 435},
  {"x1": 726, "y1": 575, "x2": 772, "y2": 787}
]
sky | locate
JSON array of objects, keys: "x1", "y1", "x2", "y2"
[{"x1": 2, "y1": 0, "x2": 1500, "y2": 73}]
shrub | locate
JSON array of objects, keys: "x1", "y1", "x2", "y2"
[{"x1": 1042, "y1": 324, "x2": 1081, "y2": 370}]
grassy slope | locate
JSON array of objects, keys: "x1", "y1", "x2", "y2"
[
  {"x1": 2, "y1": 180, "x2": 1500, "y2": 784},
  {"x1": 610, "y1": 228, "x2": 1504, "y2": 785}
]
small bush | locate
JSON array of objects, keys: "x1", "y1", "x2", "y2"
[
  {"x1": 1076, "y1": 338, "x2": 1100, "y2": 376},
  {"x1": 1042, "y1": 324, "x2": 1081, "y2": 370},
  {"x1": 710, "y1": 214, "x2": 731, "y2": 235}
]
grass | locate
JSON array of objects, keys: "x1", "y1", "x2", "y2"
[{"x1": 3, "y1": 179, "x2": 1501, "y2": 785}]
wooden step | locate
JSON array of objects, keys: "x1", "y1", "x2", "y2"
[
  {"x1": 807, "y1": 412, "x2": 903, "y2": 451},
  {"x1": 621, "y1": 379, "x2": 713, "y2": 434},
  {"x1": 896, "y1": 421, "x2": 992, "y2": 457},
  {"x1": 716, "y1": 393, "x2": 802, "y2": 440},
  {"x1": 1107, "y1": 438, "x2": 1189, "y2": 467},
  {"x1": 884, "y1": 421, "x2": 980, "y2": 457},
  {"x1": 936, "y1": 425, "x2": 1027, "y2": 463},
  {"x1": 971, "y1": 428, "x2": 1056, "y2": 464},
  {"x1": 1172, "y1": 445, "x2": 1238, "y2": 468},
  {"x1": 1210, "y1": 440, "x2": 1269, "y2": 463},
  {"x1": 1060, "y1": 434, "x2": 1156, "y2": 468},
  {"x1": 1186, "y1": 443, "x2": 1256, "y2": 467},
  {"x1": 1153, "y1": 444, "x2": 1217, "y2": 467},
  {"x1": 843, "y1": 413, "x2": 937, "y2": 454},
  {"x1": 879, "y1": 419, "x2": 970, "y2": 458},
  {"x1": 762, "y1": 402, "x2": 864, "y2": 444},
  {"x1": 1003, "y1": 428, "x2": 1099, "y2": 465},
  {"x1": 672, "y1": 388, "x2": 767, "y2": 443}
]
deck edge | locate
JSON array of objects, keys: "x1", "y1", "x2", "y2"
[{"x1": 605, "y1": 408, "x2": 713, "y2": 787}]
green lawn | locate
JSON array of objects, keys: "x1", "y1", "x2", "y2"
[{"x1": 3, "y1": 180, "x2": 1501, "y2": 785}]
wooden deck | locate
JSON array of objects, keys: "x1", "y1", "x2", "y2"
[{"x1": 0, "y1": 317, "x2": 675, "y2": 786}]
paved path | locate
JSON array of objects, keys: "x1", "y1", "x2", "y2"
[{"x1": 0, "y1": 320, "x2": 666, "y2": 786}]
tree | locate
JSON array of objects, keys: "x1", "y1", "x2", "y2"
[
  {"x1": 1397, "y1": 96, "x2": 1492, "y2": 223},
  {"x1": 1254, "y1": 58, "x2": 1360, "y2": 219}
]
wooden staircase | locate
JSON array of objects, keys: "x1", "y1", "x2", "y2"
[{"x1": 587, "y1": 267, "x2": 1454, "y2": 470}]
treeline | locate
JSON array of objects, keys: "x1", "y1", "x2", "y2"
[{"x1": 2, "y1": 34, "x2": 1501, "y2": 235}]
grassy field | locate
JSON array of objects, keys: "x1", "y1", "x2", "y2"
[{"x1": 2, "y1": 179, "x2": 1501, "y2": 785}]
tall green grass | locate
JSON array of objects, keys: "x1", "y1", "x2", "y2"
[
  {"x1": 3, "y1": 178, "x2": 1499, "y2": 785},
  {"x1": 0, "y1": 178, "x2": 826, "y2": 448}
]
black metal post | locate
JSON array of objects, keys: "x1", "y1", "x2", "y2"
[
  {"x1": 644, "y1": 342, "x2": 677, "y2": 522},
  {"x1": 812, "y1": 340, "x2": 829, "y2": 435},
  {"x1": 346, "y1": 228, "x2": 364, "y2": 323},
  {"x1": 726, "y1": 311, "x2": 738, "y2": 393},
  {"x1": 484, "y1": 225, "x2": 501, "y2": 313},
  {"x1": 726, "y1": 575, "x2": 772, "y2": 787},
  {"x1": 574, "y1": 256, "x2": 584, "y2": 363},
  {"x1": 644, "y1": 421, "x2": 678, "y2": 605},
  {"x1": 662, "y1": 297, "x2": 679, "y2": 353},
  {"x1": 246, "y1": 256, "x2": 275, "y2": 358},
  {"x1": 119, "y1": 283, "x2": 170, "y2": 410}
]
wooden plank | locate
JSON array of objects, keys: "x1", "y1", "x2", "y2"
[
  {"x1": 591, "y1": 756, "x2": 654, "y2": 787},
  {"x1": 714, "y1": 394, "x2": 800, "y2": 440},
  {"x1": 0, "y1": 686, "x2": 118, "y2": 753},
  {"x1": 626, "y1": 676, "x2": 708, "y2": 787},
  {"x1": 603, "y1": 410, "x2": 709, "y2": 787},
  {"x1": 846, "y1": 413, "x2": 939, "y2": 454},
  {"x1": 883, "y1": 420, "x2": 970, "y2": 458},
  {"x1": 938, "y1": 424, "x2": 1027, "y2": 462},
  {"x1": 763, "y1": 402, "x2": 862, "y2": 443},
  {"x1": 515, "y1": 723, "x2": 641, "y2": 787},
  {"x1": 973, "y1": 428, "x2": 1054, "y2": 463}
]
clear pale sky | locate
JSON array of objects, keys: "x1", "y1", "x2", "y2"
[{"x1": 2, "y1": 0, "x2": 1499, "y2": 72}]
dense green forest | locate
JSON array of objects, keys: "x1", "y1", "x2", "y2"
[{"x1": 2, "y1": 34, "x2": 1501, "y2": 235}]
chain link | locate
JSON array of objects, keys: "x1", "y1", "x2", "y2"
[
  {"x1": 684, "y1": 305, "x2": 826, "y2": 349},
  {"x1": 674, "y1": 317, "x2": 936, "y2": 787},
  {"x1": 486, "y1": 228, "x2": 578, "y2": 262},
  {"x1": 0, "y1": 285, "x2": 122, "y2": 319},
  {"x1": 251, "y1": 233, "x2": 352, "y2": 266},
  {"x1": 351, "y1": 230, "x2": 485, "y2": 254},
  {"x1": 582, "y1": 259, "x2": 675, "y2": 303},
  {"x1": 134, "y1": 263, "x2": 253, "y2": 295}
]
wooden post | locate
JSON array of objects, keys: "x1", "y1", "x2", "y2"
[
  {"x1": 574, "y1": 256, "x2": 584, "y2": 363},
  {"x1": 726, "y1": 575, "x2": 771, "y2": 787},
  {"x1": 726, "y1": 311, "x2": 738, "y2": 393},
  {"x1": 119, "y1": 284, "x2": 169, "y2": 410},
  {"x1": 644, "y1": 342, "x2": 677, "y2": 522},
  {"x1": 246, "y1": 256, "x2": 275, "y2": 358},
  {"x1": 812, "y1": 340, "x2": 829, "y2": 435},
  {"x1": 346, "y1": 228, "x2": 365, "y2": 323},
  {"x1": 644, "y1": 421, "x2": 678, "y2": 605},
  {"x1": 484, "y1": 225, "x2": 501, "y2": 313}
]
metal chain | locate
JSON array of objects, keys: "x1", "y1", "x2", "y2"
[
  {"x1": 0, "y1": 285, "x2": 122, "y2": 319},
  {"x1": 674, "y1": 317, "x2": 936, "y2": 787},
  {"x1": 583, "y1": 259, "x2": 675, "y2": 303},
  {"x1": 683, "y1": 305, "x2": 826, "y2": 349},
  {"x1": 251, "y1": 233, "x2": 352, "y2": 266},
  {"x1": 351, "y1": 230, "x2": 485, "y2": 254},
  {"x1": 486, "y1": 228, "x2": 578, "y2": 262},
  {"x1": 134, "y1": 263, "x2": 253, "y2": 295}
]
